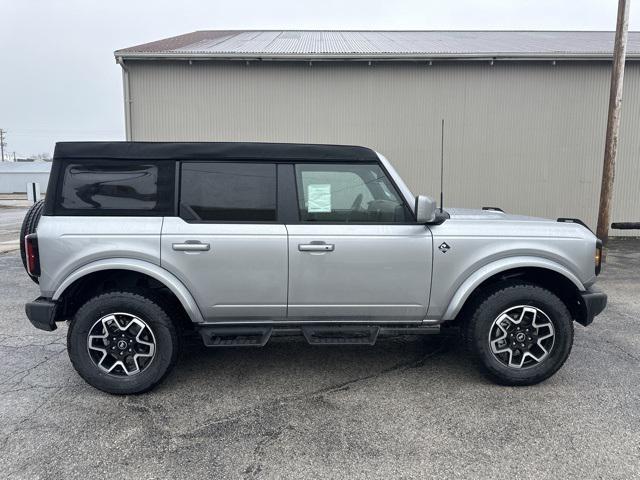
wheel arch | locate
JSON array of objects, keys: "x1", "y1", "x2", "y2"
[
  {"x1": 443, "y1": 257, "x2": 586, "y2": 322},
  {"x1": 52, "y1": 258, "x2": 204, "y2": 324}
]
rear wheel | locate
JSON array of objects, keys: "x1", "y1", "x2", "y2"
[
  {"x1": 68, "y1": 290, "x2": 179, "y2": 394},
  {"x1": 19, "y1": 199, "x2": 45, "y2": 283},
  {"x1": 464, "y1": 282, "x2": 574, "y2": 386}
]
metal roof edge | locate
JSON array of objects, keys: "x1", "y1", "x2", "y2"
[{"x1": 114, "y1": 51, "x2": 640, "y2": 61}]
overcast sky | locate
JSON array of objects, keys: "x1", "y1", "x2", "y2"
[{"x1": 1, "y1": 0, "x2": 639, "y2": 158}]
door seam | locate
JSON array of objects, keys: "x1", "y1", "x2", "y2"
[
  {"x1": 284, "y1": 223, "x2": 289, "y2": 318},
  {"x1": 159, "y1": 216, "x2": 165, "y2": 267},
  {"x1": 426, "y1": 225, "x2": 435, "y2": 318}
]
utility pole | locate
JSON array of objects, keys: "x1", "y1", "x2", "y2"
[
  {"x1": 596, "y1": 0, "x2": 631, "y2": 245},
  {"x1": 0, "y1": 129, "x2": 6, "y2": 162}
]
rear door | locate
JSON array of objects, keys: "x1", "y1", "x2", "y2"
[
  {"x1": 161, "y1": 161, "x2": 288, "y2": 321},
  {"x1": 286, "y1": 162, "x2": 433, "y2": 321}
]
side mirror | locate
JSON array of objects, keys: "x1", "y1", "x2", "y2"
[{"x1": 415, "y1": 195, "x2": 437, "y2": 223}]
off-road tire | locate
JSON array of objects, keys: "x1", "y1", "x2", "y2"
[
  {"x1": 68, "y1": 290, "x2": 179, "y2": 395},
  {"x1": 19, "y1": 199, "x2": 45, "y2": 283},
  {"x1": 463, "y1": 282, "x2": 574, "y2": 386}
]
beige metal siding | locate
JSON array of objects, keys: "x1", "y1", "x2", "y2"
[{"x1": 127, "y1": 61, "x2": 640, "y2": 236}]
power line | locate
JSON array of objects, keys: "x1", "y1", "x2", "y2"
[{"x1": 0, "y1": 129, "x2": 6, "y2": 162}]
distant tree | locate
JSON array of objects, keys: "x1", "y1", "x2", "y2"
[{"x1": 33, "y1": 153, "x2": 52, "y2": 161}]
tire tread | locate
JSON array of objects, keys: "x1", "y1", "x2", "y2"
[
  {"x1": 67, "y1": 289, "x2": 179, "y2": 395},
  {"x1": 19, "y1": 199, "x2": 45, "y2": 284},
  {"x1": 463, "y1": 281, "x2": 574, "y2": 386}
]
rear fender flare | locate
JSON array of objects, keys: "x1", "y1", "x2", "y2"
[{"x1": 52, "y1": 258, "x2": 205, "y2": 323}]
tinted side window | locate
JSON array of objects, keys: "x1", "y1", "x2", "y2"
[
  {"x1": 295, "y1": 163, "x2": 411, "y2": 223},
  {"x1": 180, "y1": 162, "x2": 276, "y2": 222},
  {"x1": 58, "y1": 161, "x2": 174, "y2": 215}
]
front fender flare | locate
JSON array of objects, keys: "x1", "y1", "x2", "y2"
[
  {"x1": 52, "y1": 258, "x2": 205, "y2": 323},
  {"x1": 442, "y1": 256, "x2": 585, "y2": 321}
]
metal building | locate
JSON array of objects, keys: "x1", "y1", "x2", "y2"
[
  {"x1": 0, "y1": 162, "x2": 51, "y2": 194},
  {"x1": 115, "y1": 31, "x2": 640, "y2": 235}
]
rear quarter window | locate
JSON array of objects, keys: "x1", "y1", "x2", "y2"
[{"x1": 55, "y1": 160, "x2": 175, "y2": 215}]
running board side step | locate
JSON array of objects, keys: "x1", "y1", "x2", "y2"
[
  {"x1": 197, "y1": 324, "x2": 441, "y2": 347},
  {"x1": 199, "y1": 326, "x2": 272, "y2": 347},
  {"x1": 301, "y1": 326, "x2": 379, "y2": 345}
]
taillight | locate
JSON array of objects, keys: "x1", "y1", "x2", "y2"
[
  {"x1": 595, "y1": 239, "x2": 603, "y2": 276},
  {"x1": 25, "y1": 233, "x2": 40, "y2": 277}
]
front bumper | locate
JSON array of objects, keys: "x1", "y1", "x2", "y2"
[
  {"x1": 577, "y1": 288, "x2": 607, "y2": 327},
  {"x1": 25, "y1": 297, "x2": 59, "y2": 331}
]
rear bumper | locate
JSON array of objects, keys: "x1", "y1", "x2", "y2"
[
  {"x1": 577, "y1": 288, "x2": 607, "y2": 327},
  {"x1": 25, "y1": 297, "x2": 59, "y2": 331}
]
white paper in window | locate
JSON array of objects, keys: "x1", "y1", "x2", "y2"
[{"x1": 307, "y1": 184, "x2": 331, "y2": 213}]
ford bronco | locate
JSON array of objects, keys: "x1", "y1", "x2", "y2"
[{"x1": 22, "y1": 142, "x2": 607, "y2": 394}]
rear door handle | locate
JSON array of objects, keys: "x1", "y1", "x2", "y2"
[
  {"x1": 172, "y1": 241, "x2": 210, "y2": 252},
  {"x1": 298, "y1": 243, "x2": 335, "y2": 252}
]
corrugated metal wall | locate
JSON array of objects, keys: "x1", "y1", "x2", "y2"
[{"x1": 126, "y1": 60, "x2": 640, "y2": 235}]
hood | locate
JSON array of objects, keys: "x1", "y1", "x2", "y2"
[
  {"x1": 446, "y1": 208, "x2": 550, "y2": 223},
  {"x1": 442, "y1": 207, "x2": 596, "y2": 240}
]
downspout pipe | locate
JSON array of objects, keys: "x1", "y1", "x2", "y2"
[{"x1": 116, "y1": 56, "x2": 133, "y2": 140}]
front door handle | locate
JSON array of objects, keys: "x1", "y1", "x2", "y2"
[
  {"x1": 172, "y1": 241, "x2": 210, "y2": 252},
  {"x1": 298, "y1": 243, "x2": 335, "y2": 252}
]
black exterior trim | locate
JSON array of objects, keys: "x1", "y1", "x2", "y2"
[
  {"x1": 53, "y1": 141, "x2": 379, "y2": 162},
  {"x1": 195, "y1": 324, "x2": 441, "y2": 347},
  {"x1": 276, "y1": 163, "x2": 300, "y2": 223},
  {"x1": 173, "y1": 161, "x2": 181, "y2": 216},
  {"x1": 427, "y1": 209, "x2": 450, "y2": 225},
  {"x1": 46, "y1": 142, "x2": 380, "y2": 218},
  {"x1": 43, "y1": 158, "x2": 63, "y2": 216},
  {"x1": 25, "y1": 297, "x2": 59, "y2": 331},
  {"x1": 557, "y1": 217, "x2": 592, "y2": 233},
  {"x1": 45, "y1": 142, "x2": 429, "y2": 226},
  {"x1": 576, "y1": 288, "x2": 607, "y2": 327}
]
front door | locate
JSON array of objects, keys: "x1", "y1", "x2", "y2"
[
  {"x1": 286, "y1": 162, "x2": 432, "y2": 321},
  {"x1": 161, "y1": 161, "x2": 287, "y2": 321}
]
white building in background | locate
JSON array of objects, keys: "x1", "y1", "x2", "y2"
[{"x1": 0, "y1": 162, "x2": 51, "y2": 194}]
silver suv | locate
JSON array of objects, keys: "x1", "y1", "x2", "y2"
[{"x1": 22, "y1": 142, "x2": 607, "y2": 394}]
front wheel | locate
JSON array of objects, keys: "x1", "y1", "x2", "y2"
[
  {"x1": 67, "y1": 291, "x2": 179, "y2": 394},
  {"x1": 464, "y1": 282, "x2": 574, "y2": 386}
]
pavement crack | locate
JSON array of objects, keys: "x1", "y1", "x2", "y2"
[
  {"x1": 243, "y1": 425, "x2": 293, "y2": 479},
  {"x1": 0, "y1": 382, "x2": 79, "y2": 395},
  {"x1": 0, "y1": 341, "x2": 66, "y2": 349},
  {"x1": 0, "y1": 386, "x2": 64, "y2": 454},
  {"x1": 312, "y1": 342, "x2": 449, "y2": 396},
  {"x1": 601, "y1": 338, "x2": 640, "y2": 363},
  {"x1": 180, "y1": 341, "x2": 450, "y2": 441},
  {"x1": 576, "y1": 337, "x2": 640, "y2": 364},
  {"x1": 234, "y1": 343, "x2": 450, "y2": 478},
  {"x1": 0, "y1": 349, "x2": 66, "y2": 387}
]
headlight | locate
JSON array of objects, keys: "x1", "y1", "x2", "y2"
[{"x1": 595, "y1": 239, "x2": 603, "y2": 275}]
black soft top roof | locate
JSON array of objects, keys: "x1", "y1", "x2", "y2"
[{"x1": 53, "y1": 141, "x2": 379, "y2": 162}]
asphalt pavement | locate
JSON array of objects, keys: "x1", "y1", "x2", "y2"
[
  {"x1": 0, "y1": 237, "x2": 638, "y2": 479},
  {"x1": 0, "y1": 207, "x2": 27, "y2": 252}
]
